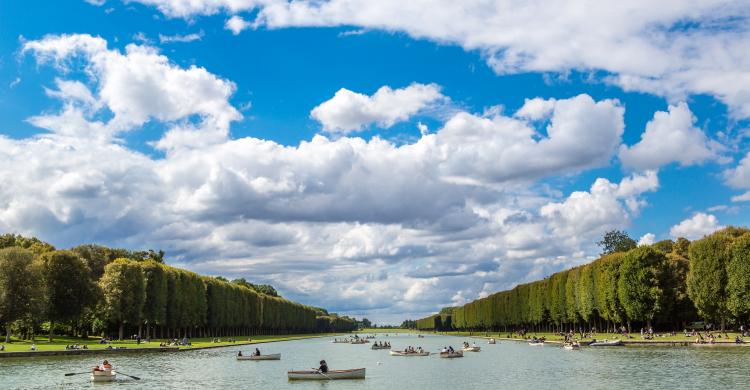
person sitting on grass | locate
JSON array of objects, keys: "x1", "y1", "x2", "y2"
[
  {"x1": 30, "y1": 343, "x2": 36, "y2": 351},
  {"x1": 0, "y1": 345, "x2": 4, "y2": 351}
]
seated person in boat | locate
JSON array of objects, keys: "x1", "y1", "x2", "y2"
[
  {"x1": 319, "y1": 360, "x2": 328, "y2": 373},
  {"x1": 96, "y1": 360, "x2": 112, "y2": 371},
  {"x1": 448, "y1": 346, "x2": 455, "y2": 353},
  {"x1": 238, "y1": 351, "x2": 243, "y2": 357},
  {"x1": 441, "y1": 346, "x2": 448, "y2": 353},
  {"x1": 255, "y1": 348, "x2": 261, "y2": 356}
]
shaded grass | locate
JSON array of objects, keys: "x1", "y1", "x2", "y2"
[{"x1": 0, "y1": 333, "x2": 342, "y2": 353}]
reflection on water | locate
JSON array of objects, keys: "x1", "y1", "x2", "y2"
[{"x1": 2, "y1": 334, "x2": 750, "y2": 389}]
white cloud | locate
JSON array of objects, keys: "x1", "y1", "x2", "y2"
[
  {"x1": 669, "y1": 212, "x2": 724, "y2": 240},
  {"x1": 159, "y1": 31, "x2": 204, "y2": 43},
  {"x1": 619, "y1": 102, "x2": 717, "y2": 170},
  {"x1": 22, "y1": 34, "x2": 241, "y2": 149},
  {"x1": 127, "y1": 0, "x2": 750, "y2": 118},
  {"x1": 638, "y1": 233, "x2": 656, "y2": 246},
  {"x1": 310, "y1": 83, "x2": 445, "y2": 134},
  {"x1": 540, "y1": 171, "x2": 658, "y2": 240},
  {"x1": 725, "y1": 152, "x2": 750, "y2": 190},
  {"x1": 12, "y1": 34, "x2": 660, "y2": 323},
  {"x1": 732, "y1": 191, "x2": 750, "y2": 202},
  {"x1": 225, "y1": 16, "x2": 251, "y2": 35}
]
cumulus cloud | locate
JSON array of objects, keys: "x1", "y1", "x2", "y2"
[
  {"x1": 310, "y1": 83, "x2": 445, "y2": 134},
  {"x1": 619, "y1": 102, "x2": 718, "y2": 170},
  {"x1": 732, "y1": 192, "x2": 750, "y2": 202},
  {"x1": 670, "y1": 213, "x2": 724, "y2": 240},
  {"x1": 22, "y1": 34, "x2": 241, "y2": 149},
  {"x1": 126, "y1": 0, "x2": 750, "y2": 118},
  {"x1": 725, "y1": 152, "x2": 750, "y2": 189},
  {"x1": 638, "y1": 233, "x2": 656, "y2": 246},
  {"x1": 225, "y1": 15, "x2": 251, "y2": 35},
  {"x1": 159, "y1": 31, "x2": 204, "y2": 43},
  {"x1": 11, "y1": 34, "x2": 661, "y2": 322}
]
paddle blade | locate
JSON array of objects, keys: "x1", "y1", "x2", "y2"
[
  {"x1": 64, "y1": 372, "x2": 88, "y2": 376},
  {"x1": 118, "y1": 372, "x2": 141, "y2": 380}
]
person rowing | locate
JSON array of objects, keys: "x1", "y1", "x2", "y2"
[
  {"x1": 254, "y1": 348, "x2": 261, "y2": 356},
  {"x1": 318, "y1": 360, "x2": 328, "y2": 373},
  {"x1": 238, "y1": 351, "x2": 243, "y2": 357},
  {"x1": 95, "y1": 360, "x2": 112, "y2": 371}
]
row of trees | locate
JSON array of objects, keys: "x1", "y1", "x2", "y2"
[
  {"x1": 0, "y1": 234, "x2": 356, "y2": 342},
  {"x1": 416, "y1": 227, "x2": 750, "y2": 333}
]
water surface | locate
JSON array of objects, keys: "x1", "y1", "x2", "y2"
[{"x1": 2, "y1": 333, "x2": 749, "y2": 389}]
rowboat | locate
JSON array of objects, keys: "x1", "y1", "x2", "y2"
[
  {"x1": 563, "y1": 343, "x2": 580, "y2": 350},
  {"x1": 439, "y1": 351, "x2": 463, "y2": 358},
  {"x1": 389, "y1": 350, "x2": 429, "y2": 356},
  {"x1": 488, "y1": 338, "x2": 496, "y2": 344},
  {"x1": 91, "y1": 369, "x2": 116, "y2": 382},
  {"x1": 371, "y1": 344, "x2": 390, "y2": 350},
  {"x1": 288, "y1": 368, "x2": 366, "y2": 380},
  {"x1": 462, "y1": 346, "x2": 481, "y2": 352},
  {"x1": 350, "y1": 339, "x2": 369, "y2": 344},
  {"x1": 237, "y1": 353, "x2": 281, "y2": 360},
  {"x1": 528, "y1": 341, "x2": 544, "y2": 346},
  {"x1": 331, "y1": 340, "x2": 350, "y2": 343},
  {"x1": 588, "y1": 339, "x2": 622, "y2": 347}
]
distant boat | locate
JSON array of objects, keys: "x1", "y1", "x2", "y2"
[
  {"x1": 563, "y1": 343, "x2": 580, "y2": 350},
  {"x1": 488, "y1": 338, "x2": 496, "y2": 344},
  {"x1": 389, "y1": 350, "x2": 429, "y2": 356},
  {"x1": 461, "y1": 346, "x2": 481, "y2": 352},
  {"x1": 237, "y1": 353, "x2": 281, "y2": 360},
  {"x1": 588, "y1": 339, "x2": 622, "y2": 347},
  {"x1": 528, "y1": 341, "x2": 544, "y2": 346},
  {"x1": 439, "y1": 351, "x2": 464, "y2": 358},
  {"x1": 371, "y1": 344, "x2": 390, "y2": 350},
  {"x1": 287, "y1": 368, "x2": 365, "y2": 380}
]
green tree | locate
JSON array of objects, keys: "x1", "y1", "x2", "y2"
[
  {"x1": 99, "y1": 259, "x2": 146, "y2": 340},
  {"x1": 0, "y1": 247, "x2": 43, "y2": 342},
  {"x1": 687, "y1": 232, "x2": 734, "y2": 329},
  {"x1": 71, "y1": 244, "x2": 110, "y2": 280},
  {"x1": 38, "y1": 250, "x2": 97, "y2": 341},
  {"x1": 141, "y1": 261, "x2": 168, "y2": 339},
  {"x1": 617, "y1": 246, "x2": 667, "y2": 329},
  {"x1": 598, "y1": 230, "x2": 637, "y2": 255},
  {"x1": 727, "y1": 233, "x2": 750, "y2": 321}
]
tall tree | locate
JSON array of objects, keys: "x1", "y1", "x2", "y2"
[
  {"x1": 687, "y1": 231, "x2": 734, "y2": 329},
  {"x1": 0, "y1": 247, "x2": 43, "y2": 342},
  {"x1": 141, "y1": 261, "x2": 168, "y2": 339},
  {"x1": 598, "y1": 230, "x2": 637, "y2": 255},
  {"x1": 727, "y1": 233, "x2": 750, "y2": 321},
  {"x1": 38, "y1": 250, "x2": 97, "y2": 341},
  {"x1": 617, "y1": 246, "x2": 666, "y2": 329},
  {"x1": 99, "y1": 259, "x2": 146, "y2": 340}
]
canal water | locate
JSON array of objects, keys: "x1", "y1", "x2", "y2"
[{"x1": 2, "y1": 333, "x2": 749, "y2": 389}]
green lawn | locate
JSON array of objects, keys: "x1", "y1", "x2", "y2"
[
  {"x1": 0, "y1": 333, "x2": 342, "y2": 353},
  {"x1": 425, "y1": 330, "x2": 747, "y2": 343},
  {"x1": 355, "y1": 328, "x2": 417, "y2": 334}
]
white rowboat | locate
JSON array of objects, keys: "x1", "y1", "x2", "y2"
[
  {"x1": 528, "y1": 341, "x2": 544, "y2": 346},
  {"x1": 439, "y1": 351, "x2": 463, "y2": 358},
  {"x1": 563, "y1": 344, "x2": 580, "y2": 350},
  {"x1": 287, "y1": 368, "x2": 365, "y2": 380},
  {"x1": 462, "y1": 346, "x2": 481, "y2": 352},
  {"x1": 589, "y1": 339, "x2": 623, "y2": 347},
  {"x1": 237, "y1": 353, "x2": 281, "y2": 360},
  {"x1": 488, "y1": 338, "x2": 496, "y2": 344},
  {"x1": 91, "y1": 369, "x2": 116, "y2": 382},
  {"x1": 371, "y1": 345, "x2": 390, "y2": 350},
  {"x1": 389, "y1": 350, "x2": 429, "y2": 356}
]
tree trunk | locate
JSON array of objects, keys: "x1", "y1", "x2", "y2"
[
  {"x1": 48, "y1": 321, "x2": 54, "y2": 342},
  {"x1": 5, "y1": 323, "x2": 11, "y2": 343},
  {"x1": 118, "y1": 322, "x2": 124, "y2": 341}
]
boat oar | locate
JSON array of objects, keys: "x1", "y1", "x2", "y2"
[
  {"x1": 64, "y1": 372, "x2": 90, "y2": 376},
  {"x1": 312, "y1": 368, "x2": 332, "y2": 380},
  {"x1": 117, "y1": 372, "x2": 141, "y2": 380}
]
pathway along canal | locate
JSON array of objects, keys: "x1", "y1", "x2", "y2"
[{"x1": 2, "y1": 333, "x2": 750, "y2": 389}]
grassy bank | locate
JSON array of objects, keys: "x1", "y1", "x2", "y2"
[
  {"x1": 0, "y1": 333, "x2": 342, "y2": 354},
  {"x1": 355, "y1": 328, "x2": 417, "y2": 334},
  {"x1": 422, "y1": 330, "x2": 747, "y2": 344}
]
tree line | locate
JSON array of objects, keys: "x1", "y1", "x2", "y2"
[
  {"x1": 416, "y1": 227, "x2": 750, "y2": 333},
  {"x1": 0, "y1": 234, "x2": 357, "y2": 342}
]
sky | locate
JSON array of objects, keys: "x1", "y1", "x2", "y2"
[{"x1": 0, "y1": 0, "x2": 749, "y2": 324}]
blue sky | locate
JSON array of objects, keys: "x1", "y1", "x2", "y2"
[{"x1": 0, "y1": 0, "x2": 748, "y2": 323}]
